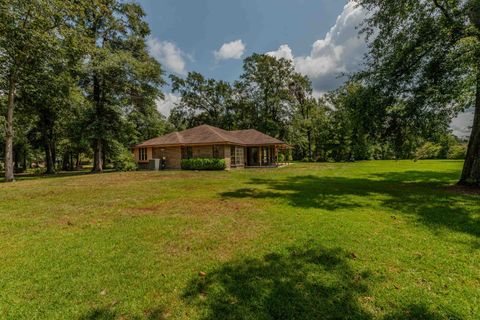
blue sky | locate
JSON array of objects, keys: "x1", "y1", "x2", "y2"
[
  {"x1": 139, "y1": 0, "x2": 348, "y2": 84},
  {"x1": 138, "y1": 0, "x2": 472, "y2": 138}
]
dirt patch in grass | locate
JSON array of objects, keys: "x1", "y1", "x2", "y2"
[
  {"x1": 443, "y1": 185, "x2": 480, "y2": 196},
  {"x1": 130, "y1": 198, "x2": 257, "y2": 218},
  {"x1": 134, "y1": 198, "x2": 267, "y2": 261}
]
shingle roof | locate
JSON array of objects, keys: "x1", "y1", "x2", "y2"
[
  {"x1": 135, "y1": 125, "x2": 285, "y2": 147},
  {"x1": 230, "y1": 129, "x2": 285, "y2": 146}
]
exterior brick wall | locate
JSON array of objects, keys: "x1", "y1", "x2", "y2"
[
  {"x1": 164, "y1": 147, "x2": 181, "y2": 169},
  {"x1": 192, "y1": 145, "x2": 213, "y2": 158},
  {"x1": 134, "y1": 144, "x2": 248, "y2": 170}
]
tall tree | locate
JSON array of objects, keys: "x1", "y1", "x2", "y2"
[
  {"x1": 19, "y1": 59, "x2": 79, "y2": 174},
  {"x1": 289, "y1": 74, "x2": 315, "y2": 160},
  {"x1": 236, "y1": 54, "x2": 296, "y2": 140},
  {"x1": 356, "y1": 0, "x2": 480, "y2": 186},
  {"x1": 170, "y1": 72, "x2": 234, "y2": 129},
  {"x1": 79, "y1": 1, "x2": 164, "y2": 172},
  {"x1": 0, "y1": 0, "x2": 71, "y2": 181}
]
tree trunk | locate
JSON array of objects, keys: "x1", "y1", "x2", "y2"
[
  {"x1": 4, "y1": 75, "x2": 16, "y2": 182},
  {"x1": 23, "y1": 148, "x2": 27, "y2": 170},
  {"x1": 307, "y1": 130, "x2": 312, "y2": 160},
  {"x1": 93, "y1": 139, "x2": 103, "y2": 172},
  {"x1": 459, "y1": 63, "x2": 480, "y2": 186},
  {"x1": 91, "y1": 70, "x2": 104, "y2": 173},
  {"x1": 62, "y1": 152, "x2": 69, "y2": 171},
  {"x1": 44, "y1": 142, "x2": 55, "y2": 174},
  {"x1": 13, "y1": 148, "x2": 19, "y2": 172},
  {"x1": 44, "y1": 124, "x2": 55, "y2": 174},
  {"x1": 69, "y1": 153, "x2": 74, "y2": 171}
]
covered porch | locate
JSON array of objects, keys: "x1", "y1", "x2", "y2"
[{"x1": 245, "y1": 145, "x2": 291, "y2": 168}]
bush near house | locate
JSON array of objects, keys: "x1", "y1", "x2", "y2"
[
  {"x1": 112, "y1": 148, "x2": 138, "y2": 172},
  {"x1": 181, "y1": 158, "x2": 226, "y2": 170}
]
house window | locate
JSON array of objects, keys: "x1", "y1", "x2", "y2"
[
  {"x1": 139, "y1": 148, "x2": 147, "y2": 161},
  {"x1": 231, "y1": 146, "x2": 236, "y2": 164},
  {"x1": 181, "y1": 146, "x2": 193, "y2": 159},
  {"x1": 232, "y1": 146, "x2": 244, "y2": 166},
  {"x1": 262, "y1": 147, "x2": 269, "y2": 165},
  {"x1": 212, "y1": 145, "x2": 222, "y2": 159}
]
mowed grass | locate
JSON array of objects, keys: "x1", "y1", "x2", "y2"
[{"x1": 0, "y1": 160, "x2": 479, "y2": 319}]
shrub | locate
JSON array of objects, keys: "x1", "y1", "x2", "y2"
[
  {"x1": 28, "y1": 167, "x2": 45, "y2": 176},
  {"x1": 181, "y1": 158, "x2": 226, "y2": 170},
  {"x1": 414, "y1": 142, "x2": 442, "y2": 160},
  {"x1": 112, "y1": 148, "x2": 137, "y2": 171},
  {"x1": 447, "y1": 144, "x2": 467, "y2": 159}
]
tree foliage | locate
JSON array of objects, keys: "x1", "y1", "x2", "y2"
[
  {"x1": 0, "y1": 0, "x2": 167, "y2": 180},
  {"x1": 170, "y1": 72, "x2": 234, "y2": 129},
  {"x1": 356, "y1": 0, "x2": 480, "y2": 185},
  {"x1": 78, "y1": 0, "x2": 165, "y2": 172}
]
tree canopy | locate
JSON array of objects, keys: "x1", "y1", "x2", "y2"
[{"x1": 356, "y1": 0, "x2": 480, "y2": 185}]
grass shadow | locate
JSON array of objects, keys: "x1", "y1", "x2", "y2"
[
  {"x1": 78, "y1": 307, "x2": 117, "y2": 320},
  {"x1": 183, "y1": 241, "x2": 372, "y2": 319},
  {"x1": 220, "y1": 170, "x2": 479, "y2": 239},
  {"x1": 183, "y1": 241, "x2": 459, "y2": 319},
  {"x1": 183, "y1": 240, "x2": 463, "y2": 319},
  {"x1": 78, "y1": 306, "x2": 167, "y2": 320},
  {"x1": 0, "y1": 169, "x2": 117, "y2": 183},
  {"x1": 382, "y1": 304, "x2": 461, "y2": 320}
]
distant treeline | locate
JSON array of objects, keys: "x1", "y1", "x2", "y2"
[
  {"x1": 0, "y1": 0, "x2": 476, "y2": 183},
  {"x1": 167, "y1": 56, "x2": 467, "y2": 163}
]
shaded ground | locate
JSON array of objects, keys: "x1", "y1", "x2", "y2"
[
  {"x1": 221, "y1": 170, "x2": 480, "y2": 240},
  {"x1": 183, "y1": 241, "x2": 455, "y2": 320}
]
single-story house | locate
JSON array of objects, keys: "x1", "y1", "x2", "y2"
[{"x1": 132, "y1": 124, "x2": 289, "y2": 169}]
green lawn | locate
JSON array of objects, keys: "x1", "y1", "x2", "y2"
[{"x1": 0, "y1": 160, "x2": 479, "y2": 319}]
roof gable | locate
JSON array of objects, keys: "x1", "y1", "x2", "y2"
[{"x1": 135, "y1": 125, "x2": 285, "y2": 147}]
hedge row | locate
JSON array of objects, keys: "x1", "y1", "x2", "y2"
[{"x1": 181, "y1": 158, "x2": 226, "y2": 170}]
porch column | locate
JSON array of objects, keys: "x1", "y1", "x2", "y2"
[{"x1": 275, "y1": 146, "x2": 278, "y2": 166}]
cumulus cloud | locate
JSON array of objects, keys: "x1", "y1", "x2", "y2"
[
  {"x1": 214, "y1": 40, "x2": 246, "y2": 60},
  {"x1": 156, "y1": 93, "x2": 180, "y2": 116},
  {"x1": 266, "y1": 3, "x2": 471, "y2": 138},
  {"x1": 266, "y1": 44, "x2": 294, "y2": 61},
  {"x1": 267, "y1": 2, "x2": 367, "y2": 94},
  {"x1": 148, "y1": 38, "x2": 187, "y2": 75}
]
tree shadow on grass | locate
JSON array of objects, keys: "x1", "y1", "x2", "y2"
[
  {"x1": 220, "y1": 171, "x2": 479, "y2": 239},
  {"x1": 183, "y1": 241, "x2": 454, "y2": 319},
  {"x1": 79, "y1": 307, "x2": 117, "y2": 320},
  {"x1": 183, "y1": 241, "x2": 372, "y2": 319},
  {"x1": 382, "y1": 304, "x2": 459, "y2": 320},
  {"x1": 78, "y1": 306, "x2": 167, "y2": 320},
  {"x1": 0, "y1": 169, "x2": 118, "y2": 183}
]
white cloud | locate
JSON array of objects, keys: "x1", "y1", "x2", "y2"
[
  {"x1": 266, "y1": 3, "x2": 471, "y2": 139},
  {"x1": 214, "y1": 40, "x2": 246, "y2": 60},
  {"x1": 267, "y1": 2, "x2": 367, "y2": 93},
  {"x1": 156, "y1": 93, "x2": 180, "y2": 116},
  {"x1": 266, "y1": 44, "x2": 293, "y2": 61},
  {"x1": 148, "y1": 38, "x2": 187, "y2": 75}
]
